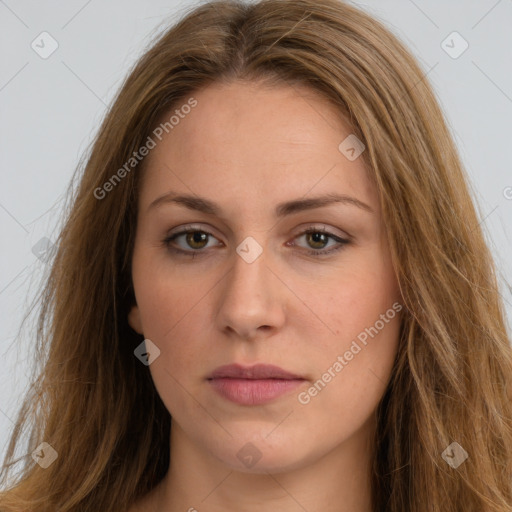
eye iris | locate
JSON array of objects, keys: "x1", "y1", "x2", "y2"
[
  {"x1": 186, "y1": 232, "x2": 208, "y2": 249},
  {"x1": 307, "y1": 232, "x2": 328, "y2": 249}
]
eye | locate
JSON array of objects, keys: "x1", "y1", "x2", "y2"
[
  {"x1": 163, "y1": 225, "x2": 221, "y2": 257},
  {"x1": 290, "y1": 226, "x2": 350, "y2": 257},
  {"x1": 162, "y1": 224, "x2": 350, "y2": 258}
]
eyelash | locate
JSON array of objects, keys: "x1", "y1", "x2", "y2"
[{"x1": 162, "y1": 225, "x2": 350, "y2": 259}]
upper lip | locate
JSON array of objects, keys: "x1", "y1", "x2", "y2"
[{"x1": 208, "y1": 363, "x2": 304, "y2": 380}]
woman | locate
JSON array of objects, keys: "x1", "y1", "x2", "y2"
[{"x1": 1, "y1": 0, "x2": 511, "y2": 511}]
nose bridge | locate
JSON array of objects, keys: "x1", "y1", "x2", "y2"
[
  {"x1": 226, "y1": 240, "x2": 271, "y2": 311},
  {"x1": 215, "y1": 237, "x2": 284, "y2": 337}
]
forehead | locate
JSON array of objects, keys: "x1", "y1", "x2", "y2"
[
  {"x1": 158, "y1": 79, "x2": 349, "y2": 161},
  {"x1": 139, "y1": 80, "x2": 377, "y2": 214}
]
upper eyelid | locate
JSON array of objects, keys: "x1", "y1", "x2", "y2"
[
  {"x1": 166, "y1": 224, "x2": 222, "y2": 242},
  {"x1": 166, "y1": 223, "x2": 348, "y2": 240}
]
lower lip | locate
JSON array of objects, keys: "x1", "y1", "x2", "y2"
[{"x1": 208, "y1": 378, "x2": 305, "y2": 405}]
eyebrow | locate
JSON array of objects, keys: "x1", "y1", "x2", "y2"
[{"x1": 147, "y1": 191, "x2": 374, "y2": 216}]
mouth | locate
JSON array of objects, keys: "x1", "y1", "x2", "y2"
[{"x1": 207, "y1": 363, "x2": 306, "y2": 405}]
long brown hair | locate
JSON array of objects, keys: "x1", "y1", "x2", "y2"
[{"x1": 1, "y1": 0, "x2": 511, "y2": 510}]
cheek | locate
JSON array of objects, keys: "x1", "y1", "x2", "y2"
[
  {"x1": 131, "y1": 251, "x2": 213, "y2": 386},
  {"x1": 133, "y1": 267, "x2": 210, "y2": 414},
  {"x1": 296, "y1": 309, "x2": 400, "y2": 443},
  {"x1": 296, "y1": 243, "x2": 401, "y2": 412},
  {"x1": 307, "y1": 249, "x2": 399, "y2": 348},
  {"x1": 132, "y1": 246, "x2": 208, "y2": 338}
]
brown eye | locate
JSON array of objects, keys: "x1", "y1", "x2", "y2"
[
  {"x1": 292, "y1": 228, "x2": 351, "y2": 257},
  {"x1": 163, "y1": 228, "x2": 221, "y2": 256},
  {"x1": 305, "y1": 232, "x2": 330, "y2": 250},
  {"x1": 184, "y1": 231, "x2": 209, "y2": 249}
]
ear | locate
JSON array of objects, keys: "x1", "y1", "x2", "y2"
[{"x1": 128, "y1": 304, "x2": 144, "y2": 335}]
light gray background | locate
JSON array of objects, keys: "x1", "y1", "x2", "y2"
[{"x1": 1, "y1": 0, "x2": 511, "y2": 468}]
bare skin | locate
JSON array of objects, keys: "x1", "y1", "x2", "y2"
[{"x1": 127, "y1": 79, "x2": 402, "y2": 512}]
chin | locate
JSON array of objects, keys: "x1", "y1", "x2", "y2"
[
  {"x1": 213, "y1": 435, "x2": 315, "y2": 474},
  {"x1": 228, "y1": 453, "x2": 309, "y2": 475}
]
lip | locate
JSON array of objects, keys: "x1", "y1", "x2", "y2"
[
  {"x1": 207, "y1": 364, "x2": 306, "y2": 405},
  {"x1": 208, "y1": 363, "x2": 303, "y2": 380}
]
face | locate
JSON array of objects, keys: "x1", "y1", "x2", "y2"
[{"x1": 128, "y1": 79, "x2": 402, "y2": 473}]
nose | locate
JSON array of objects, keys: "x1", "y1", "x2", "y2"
[{"x1": 214, "y1": 243, "x2": 286, "y2": 341}]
